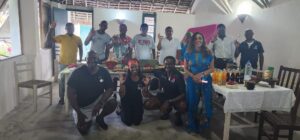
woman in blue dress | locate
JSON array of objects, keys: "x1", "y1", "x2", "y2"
[{"x1": 184, "y1": 32, "x2": 214, "y2": 133}]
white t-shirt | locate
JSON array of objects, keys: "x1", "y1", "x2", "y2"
[
  {"x1": 131, "y1": 34, "x2": 155, "y2": 60},
  {"x1": 207, "y1": 36, "x2": 236, "y2": 60},
  {"x1": 90, "y1": 32, "x2": 111, "y2": 60},
  {"x1": 158, "y1": 38, "x2": 181, "y2": 64}
]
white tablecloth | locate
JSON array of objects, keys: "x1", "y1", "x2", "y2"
[{"x1": 213, "y1": 84, "x2": 295, "y2": 113}]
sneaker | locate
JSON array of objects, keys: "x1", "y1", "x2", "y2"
[
  {"x1": 96, "y1": 116, "x2": 108, "y2": 130},
  {"x1": 58, "y1": 99, "x2": 64, "y2": 105}
]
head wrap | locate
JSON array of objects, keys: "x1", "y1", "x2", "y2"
[{"x1": 128, "y1": 59, "x2": 139, "y2": 68}]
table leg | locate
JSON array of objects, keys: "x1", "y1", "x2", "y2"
[
  {"x1": 223, "y1": 112, "x2": 231, "y2": 140},
  {"x1": 64, "y1": 73, "x2": 69, "y2": 115}
]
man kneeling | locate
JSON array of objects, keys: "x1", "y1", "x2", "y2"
[
  {"x1": 67, "y1": 51, "x2": 117, "y2": 135},
  {"x1": 143, "y1": 56, "x2": 186, "y2": 126}
]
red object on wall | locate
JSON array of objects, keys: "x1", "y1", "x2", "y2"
[{"x1": 187, "y1": 24, "x2": 218, "y2": 45}]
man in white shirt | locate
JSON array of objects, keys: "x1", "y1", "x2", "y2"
[
  {"x1": 208, "y1": 24, "x2": 238, "y2": 69},
  {"x1": 157, "y1": 26, "x2": 181, "y2": 65},
  {"x1": 85, "y1": 20, "x2": 112, "y2": 63},
  {"x1": 131, "y1": 23, "x2": 155, "y2": 60}
]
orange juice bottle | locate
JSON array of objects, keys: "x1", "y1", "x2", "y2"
[
  {"x1": 218, "y1": 70, "x2": 223, "y2": 85},
  {"x1": 222, "y1": 70, "x2": 227, "y2": 85}
]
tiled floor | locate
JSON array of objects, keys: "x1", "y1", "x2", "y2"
[{"x1": 0, "y1": 83, "x2": 299, "y2": 140}]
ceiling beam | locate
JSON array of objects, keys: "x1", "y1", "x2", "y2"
[
  {"x1": 224, "y1": 0, "x2": 232, "y2": 13},
  {"x1": 252, "y1": 0, "x2": 264, "y2": 8},
  {"x1": 174, "y1": 0, "x2": 181, "y2": 13},
  {"x1": 162, "y1": 0, "x2": 167, "y2": 12},
  {"x1": 211, "y1": 0, "x2": 229, "y2": 14},
  {"x1": 260, "y1": 0, "x2": 268, "y2": 8},
  {"x1": 218, "y1": 0, "x2": 231, "y2": 14},
  {"x1": 190, "y1": 0, "x2": 201, "y2": 14}
]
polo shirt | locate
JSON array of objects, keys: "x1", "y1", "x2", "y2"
[
  {"x1": 153, "y1": 68, "x2": 186, "y2": 101},
  {"x1": 238, "y1": 40, "x2": 264, "y2": 69}
]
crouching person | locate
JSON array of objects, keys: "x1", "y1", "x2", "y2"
[
  {"x1": 143, "y1": 56, "x2": 186, "y2": 126},
  {"x1": 67, "y1": 50, "x2": 117, "y2": 135},
  {"x1": 119, "y1": 59, "x2": 145, "y2": 126}
]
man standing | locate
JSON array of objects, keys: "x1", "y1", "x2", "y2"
[
  {"x1": 85, "y1": 20, "x2": 112, "y2": 63},
  {"x1": 131, "y1": 23, "x2": 155, "y2": 60},
  {"x1": 208, "y1": 24, "x2": 238, "y2": 69},
  {"x1": 111, "y1": 23, "x2": 132, "y2": 64},
  {"x1": 67, "y1": 50, "x2": 117, "y2": 135},
  {"x1": 235, "y1": 29, "x2": 264, "y2": 70},
  {"x1": 45, "y1": 22, "x2": 83, "y2": 105},
  {"x1": 143, "y1": 56, "x2": 186, "y2": 126},
  {"x1": 157, "y1": 26, "x2": 181, "y2": 65}
]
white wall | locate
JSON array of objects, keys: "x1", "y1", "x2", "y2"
[
  {"x1": 93, "y1": 8, "x2": 195, "y2": 42},
  {"x1": 194, "y1": 0, "x2": 300, "y2": 75},
  {"x1": 0, "y1": 0, "x2": 52, "y2": 119}
]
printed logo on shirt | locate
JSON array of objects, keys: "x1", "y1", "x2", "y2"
[
  {"x1": 138, "y1": 39, "x2": 150, "y2": 45},
  {"x1": 253, "y1": 45, "x2": 258, "y2": 50}
]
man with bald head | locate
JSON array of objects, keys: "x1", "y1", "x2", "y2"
[
  {"x1": 235, "y1": 29, "x2": 264, "y2": 70},
  {"x1": 67, "y1": 50, "x2": 117, "y2": 135}
]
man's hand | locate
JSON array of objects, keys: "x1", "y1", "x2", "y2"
[
  {"x1": 50, "y1": 21, "x2": 56, "y2": 29},
  {"x1": 234, "y1": 40, "x2": 240, "y2": 48},
  {"x1": 89, "y1": 28, "x2": 96, "y2": 37},
  {"x1": 77, "y1": 111, "x2": 87, "y2": 126},
  {"x1": 92, "y1": 103, "x2": 103, "y2": 117},
  {"x1": 158, "y1": 33, "x2": 164, "y2": 41},
  {"x1": 160, "y1": 101, "x2": 170, "y2": 113},
  {"x1": 211, "y1": 34, "x2": 218, "y2": 43}
]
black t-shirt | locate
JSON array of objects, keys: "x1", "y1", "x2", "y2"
[
  {"x1": 238, "y1": 40, "x2": 264, "y2": 69},
  {"x1": 123, "y1": 74, "x2": 144, "y2": 101},
  {"x1": 153, "y1": 68, "x2": 186, "y2": 101},
  {"x1": 68, "y1": 65, "x2": 112, "y2": 107}
]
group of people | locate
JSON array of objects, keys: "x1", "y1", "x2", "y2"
[{"x1": 45, "y1": 20, "x2": 265, "y2": 135}]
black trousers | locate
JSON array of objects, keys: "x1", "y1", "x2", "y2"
[{"x1": 121, "y1": 97, "x2": 144, "y2": 126}]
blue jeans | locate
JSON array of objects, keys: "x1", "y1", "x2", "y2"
[{"x1": 59, "y1": 64, "x2": 67, "y2": 101}]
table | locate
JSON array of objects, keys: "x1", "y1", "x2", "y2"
[{"x1": 213, "y1": 84, "x2": 295, "y2": 140}]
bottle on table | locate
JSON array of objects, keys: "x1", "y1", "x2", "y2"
[{"x1": 244, "y1": 61, "x2": 252, "y2": 81}]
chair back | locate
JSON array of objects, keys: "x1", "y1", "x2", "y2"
[
  {"x1": 14, "y1": 61, "x2": 35, "y2": 84},
  {"x1": 278, "y1": 66, "x2": 300, "y2": 124},
  {"x1": 277, "y1": 66, "x2": 300, "y2": 95}
]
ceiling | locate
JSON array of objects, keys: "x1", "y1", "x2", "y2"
[{"x1": 50, "y1": 0, "x2": 196, "y2": 14}]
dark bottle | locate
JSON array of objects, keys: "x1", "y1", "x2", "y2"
[
  {"x1": 235, "y1": 72, "x2": 240, "y2": 83},
  {"x1": 226, "y1": 72, "x2": 230, "y2": 82}
]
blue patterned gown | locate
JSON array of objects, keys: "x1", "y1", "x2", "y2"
[{"x1": 184, "y1": 51, "x2": 213, "y2": 132}]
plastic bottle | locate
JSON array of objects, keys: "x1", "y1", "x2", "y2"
[{"x1": 244, "y1": 61, "x2": 252, "y2": 81}]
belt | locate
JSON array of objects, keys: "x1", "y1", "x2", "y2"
[{"x1": 215, "y1": 57, "x2": 231, "y2": 61}]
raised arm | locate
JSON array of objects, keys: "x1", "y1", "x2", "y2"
[
  {"x1": 78, "y1": 41, "x2": 83, "y2": 62},
  {"x1": 45, "y1": 22, "x2": 56, "y2": 48},
  {"x1": 84, "y1": 28, "x2": 95, "y2": 46}
]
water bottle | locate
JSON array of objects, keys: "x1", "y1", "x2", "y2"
[{"x1": 244, "y1": 61, "x2": 252, "y2": 81}]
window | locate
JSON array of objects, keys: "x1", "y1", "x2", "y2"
[
  {"x1": 0, "y1": 0, "x2": 22, "y2": 60},
  {"x1": 142, "y1": 12, "x2": 156, "y2": 41}
]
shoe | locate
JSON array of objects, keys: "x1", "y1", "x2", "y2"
[
  {"x1": 174, "y1": 112, "x2": 183, "y2": 126},
  {"x1": 160, "y1": 113, "x2": 169, "y2": 120},
  {"x1": 58, "y1": 99, "x2": 64, "y2": 105},
  {"x1": 96, "y1": 116, "x2": 108, "y2": 130}
]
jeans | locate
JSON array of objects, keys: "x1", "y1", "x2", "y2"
[{"x1": 59, "y1": 64, "x2": 67, "y2": 101}]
